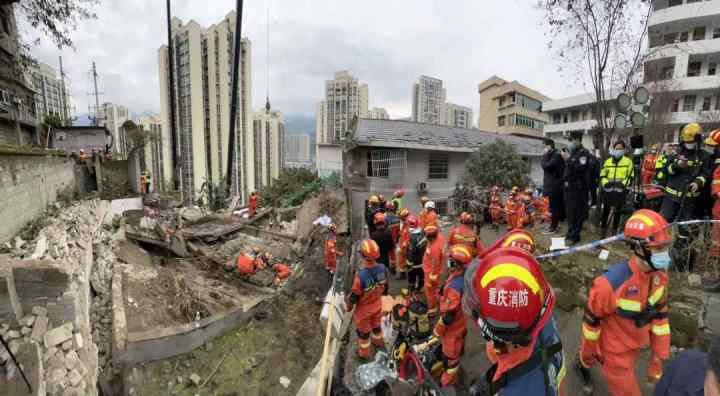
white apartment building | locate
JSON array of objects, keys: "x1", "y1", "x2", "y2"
[
  {"x1": 252, "y1": 109, "x2": 284, "y2": 188},
  {"x1": 29, "y1": 62, "x2": 72, "y2": 124},
  {"x1": 643, "y1": 0, "x2": 720, "y2": 132},
  {"x1": 368, "y1": 107, "x2": 390, "y2": 120},
  {"x1": 98, "y1": 102, "x2": 130, "y2": 158},
  {"x1": 158, "y1": 12, "x2": 253, "y2": 204},
  {"x1": 137, "y1": 114, "x2": 164, "y2": 191},
  {"x1": 542, "y1": 93, "x2": 618, "y2": 149},
  {"x1": 318, "y1": 71, "x2": 368, "y2": 143},
  {"x1": 412, "y1": 75, "x2": 447, "y2": 125},
  {"x1": 284, "y1": 133, "x2": 311, "y2": 163},
  {"x1": 445, "y1": 102, "x2": 473, "y2": 129}
]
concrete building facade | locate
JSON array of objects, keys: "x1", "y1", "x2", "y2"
[
  {"x1": 137, "y1": 114, "x2": 164, "y2": 191},
  {"x1": 445, "y1": 102, "x2": 474, "y2": 129},
  {"x1": 477, "y1": 76, "x2": 550, "y2": 137},
  {"x1": 284, "y1": 133, "x2": 311, "y2": 163},
  {"x1": 315, "y1": 101, "x2": 328, "y2": 145},
  {"x1": 30, "y1": 62, "x2": 71, "y2": 124},
  {"x1": 158, "y1": 12, "x2": 253, "y2": 203},
  {"x1": 411, "y1": 75, "x2": 447, "y2": 125},
  {"x1": 368, "y1": 107, "x2": 390, "y2": 120},
  {"x1": 321, "y1": 71, "x2": 368, "y2": 143},
  {"x1": 98, "y1": 102, "x2": 130, "y2": 159},
  {"x1": 252, "y1": 109, "x2": 284, "y2": 188},
  {"x1": 542, "y1": 93, "x2": 617, "y2": 149}
]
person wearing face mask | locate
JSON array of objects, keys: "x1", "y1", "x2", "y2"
[
  {"x1": 577, "y1": 209, "x2": 672, "y2": 396},
  {"x1": 598, "y1": 141, "x2": 634, "y2": 237},
  {"x1": 463, "y1": 247, "x2": 565, "y2": 396},
  {"x1": 541, "y1": 139, "x2": 565, "y2": 234},
  {"x1": 659, "y1": 122, "x2": 713, "y2": 271},
  {"x1": 561, "y1": 131, "x2": 592, "y2": 245}
]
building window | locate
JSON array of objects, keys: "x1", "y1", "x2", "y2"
[
  {"x1": 435, "y1": 200, "x2": 449, "y2": 216},
  {"x1": 714, "y1": 28, "x2": 720, "y2": 39},
  {"x1": 680, "y1": 31, "x2": 689, "y2": 42},
  {"x1": 553, "y1": 113, "x2": 561, "y2": 124},
  {"x1": 703, "y1": 96, "x2": 712, "y2": 111},
  {"x1": 687, "y1": 61, "x2": 702, "y2": 77},
  {"x1": 715, "y1": 95, "x2": 720, "y2": 111},
  {"x1": 663, "y1": 32, "x2": 678, "y2": 45},
  {"x1": 668, "y1": 0, "x2": 682, "y2": 5},
  {"x1": 710, "y1": 63, "x2": 717, "y2": 75},
  {"x1": 693, "y1": 26, "x2": 706, "y2": 41},
  {"x1": 683, "y1": 95, "x2": 697, "y2": 112},
  {"x1": 498, "y1": 115, "x2": 506, "y2": 126},
  {"x1": 498, "y1": 97, "x2": 505, "y2": 107},
  {"x1": 670, "y1": 98, "x2": 679, "y2": 113},
  {"x1": 428, "y1": 153, "x2": 449, "y2": 179},
  {"x1": 366, "y1": 149, "x2": 406, "y2": 178}
]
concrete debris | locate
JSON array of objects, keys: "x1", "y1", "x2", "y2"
[
  {"x1": 688, "y1": 273, "x2": 702, "y2": 287},
  {"x1": 20, "y1": 315, "x2": 35, "y2": 327},
  {"x1": 73, "y1": 333, "x2": 84, "y2": 350},
  {"x1": 279, "y1": 376, "x2": 291, "y2": 388},
  {"x1": 31, "y1": 314, "x2": 49, "y2": 342},
  {"x1": 20, "y1": 326, "x2": 31, "y2": 336},
  {"x1": 44, "y1": 323, "x2": 73, "y2": 348},
  {"x1": 189, "y1": 373, "x2": 202, "y2": 386},
  {"x1": 6, "y1": 330, "x2": 20, "y2": 339},
  {"x1": 14, "y1": 235, "x2": 25, "y2": 249},
  {"x1": 68, "y1": 369, "x2": 83, "y2": 387},
  {"x1": 30, "y1": 234, "x2": 48, "y2": 259},
  {"x1": 32, "y1": 306, "x2": 48, "y2": 316}
]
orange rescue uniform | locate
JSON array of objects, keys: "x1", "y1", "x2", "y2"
[
  {"x1": 249, "y1": 194, "x2": 258, "y2": 217},
  {"x1": 433, "y1": 270, "x2": 467, "y2": 386},
  {"x1": 505, "y1": 197, "x2": 525, "y2": 230},
  {"x1": 422, "y1": 234, "x2": 445, "y2": 316},
  {"x1": 447, "y1": 224, "x2": 484, "y2": 257},
  {"x1": 424, "y1": 210, "x2": 439, "y2": 228},
  {"x1": 489, "y1": 195, "x2": 504, "y2": 226},
  {"x1": 236, "y1": 254, "x2": 264, "y2": 275},
  {"x1": 580, "y1": 257, "x2": 670, "y2": 396},
  {"x1": 324, "y1": 234, "x2": 341, "y2": 273},
  {"x1": 418, "y1": 208, "x2": 428, "y2": 229},
  {"x1": 397, "y1": 219, "x2": 411, "y2": 272},
  {"x1": 641, "y1": 153, "x2": 658, "y2": 186},
  {"x1": 711, "y1": 164, "x2": 720, "y2": 257},
  {"x1": 349, "y1": 261, "x2": 389, "y2": 357}
]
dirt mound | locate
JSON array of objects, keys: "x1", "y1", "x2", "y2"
[{"x1": 295, "y1": 188, "x2": 347, "y2": 239}]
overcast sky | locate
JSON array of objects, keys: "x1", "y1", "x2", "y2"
[{"x1": 28, "y1": 0, "x2": 588, "y2": 122}]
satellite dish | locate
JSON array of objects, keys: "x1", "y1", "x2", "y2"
[
  {"x1": 614, "y1": 114, "x2": 628, "y2": 129},
  {"x1": 634, "y1": 86, "x2": 650, "y2": 105},
  {"x1": 630, "y1": 112, "x2": 646, "y2": 128},
  {"x1": 616, "y1": 93, "x2": 632, "y2": 112}
]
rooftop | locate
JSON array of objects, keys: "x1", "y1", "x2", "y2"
[
  {"x1": 543, "y1": 90, "x2": 618, "y2": 112},
  {"x1": 350, "y1": 119, "x2": 545, "y2": 156}
]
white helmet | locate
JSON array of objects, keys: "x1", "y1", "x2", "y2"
[{"x1": 425, "y1": 201, "x2": 436, "y2": 210}]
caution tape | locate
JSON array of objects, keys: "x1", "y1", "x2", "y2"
[{"x1": 535, "y1": 219, "x2": 720, "y2": 261}]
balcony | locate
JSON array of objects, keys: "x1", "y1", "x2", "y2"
[
  {"x1": 647, "y1": 75, "x2": 720, "y2": 92},
  {"x1": 543, "y1": 119, "x2": 598, "y2": 135},
  {"x1": 663, "y1": 110, "x2": 720, "y2": 124},
  {"x1": 650, "y1": 1, "x2": 720, "y2": 27},
  {"x1": 647, "y1": 38, "x2": 720, "y2": 61}
]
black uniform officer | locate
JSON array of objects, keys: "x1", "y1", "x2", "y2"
[
  {"x1": 658, "y1": 122, "x2": 713, "y2": 271},
  {"x1": 541, "y1": 139, "x2": 565, "y2": 234},
  {"x1": 561, "y1": 131, "x2": 593, "y2": 245}
]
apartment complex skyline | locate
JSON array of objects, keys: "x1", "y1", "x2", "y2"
[
  {"x1": 158, "y1": 12, "x2": 253, "y2": 203},
  {"x1": 315, "y1": 71, "x2": 368, "y2": 144},
  {"x1": 445, "y1": 102, "x2": 473, "y2": 129},
  {"x1": 412, "y1": 75, "x2": 446, "y2": 125},
  {"x1": 284, "y1": 133, "x2": 311, "y2": 163},
  {"x1": 98, "y1": 102, "x2": 130, "y2": 158},
  {"x1": 253, "y1": 109, "x2": 284, "y2": 188},
  {"x1": 368, "y1": 107, "x2": 389, "y2": 120},
  {"x1": 29, "y1": 61, "x2": 72, "y2": 125}
]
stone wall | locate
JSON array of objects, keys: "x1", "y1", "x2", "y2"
[
  {"x1": 0, "y1": 153, "x2": 76, "y2": 244},
  {"x1": 99, "y1": 160, "x2": 131, "y2": 199}
]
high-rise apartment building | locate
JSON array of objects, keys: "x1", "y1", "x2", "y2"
[
  {"x1": 252, "y1": 109, "x2": 284, "y2": 188},
  {"x1": 478, "y1": 76, "x2": 550, "y2": 137},
  {"x1": 137, "y1": 114, "x2": 164, "y2": 191},
  {"x1": 30, "y1": 62, "x2": 72, "y2": 124},
  {"x1": 412, "y1": 75, "x2": 447, "y2": 125},
  {"x1": 320, "y1": 71, "x2": 368, "y2": 143},
  {"x1": 368, "y1": 107, "x2": 390, "y2": 120},
  {"x1": 158, "y1": 12, "x2": 253, "y2": 203},
  {"x1": 98, "y1": 102, "x2": 130, "y2": 158},
  {"x1": 315, "y1": 101, "x2": 328, "y2": 145},
  {"x1": 284, "y1": 133, "x2": 311, "y2": 162},
  {"x1": 445, "y1": 103, "x2": 473, "y2": 129}
]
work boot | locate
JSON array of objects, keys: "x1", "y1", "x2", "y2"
[
  {"x1": 371, "y1": 330, "x2": 385, "y2": 348},
  {"x1": 357, "y1": 339, "x2": 371, "y2": 360},
  {"x1": 575, "y1": 356, "x2": 594, "y2": 395},
  {"x1": 441, "y1": 366, "x2": 459, "y2": 387}
]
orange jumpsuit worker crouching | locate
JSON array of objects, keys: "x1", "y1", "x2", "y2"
[
  {"x1": 272, "y1": 264, "x2": 291, "y2": 286},
  {"x1": 347, "y1": 239, "x2": 389, "y2": 359},
  {"x1": 227, "y1": 252, "x2": 268, "y2": 276},
  {"x1": 447, "y1": 212, "x2": 484, "y2": 257},
  {"x1": 422, "y1": 224, "x2": 445, "y2": 317},
  {"x1": 324, "y1": 224, "x2": 343, "y2": 273},
  {"x1": 578, "y1": 209, "x2": 672, "y2": 396},
  {"x1": 432, "y1": 245, "x2": 471, "y2": 386}
]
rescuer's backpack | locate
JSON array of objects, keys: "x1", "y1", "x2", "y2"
[{"x1": 406, "y1": 230, "x2": 426, "y2": 267}]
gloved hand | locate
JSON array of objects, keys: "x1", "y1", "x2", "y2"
[
  {"x1": 579, "y1": 340, "x2": 602, "y2": 368},
  {"x1": 688, "y1": 182, "x2": 700, "y2": 193},
  {"x1": 647, "y1": 355, "x2": 664, "y2": 384}
]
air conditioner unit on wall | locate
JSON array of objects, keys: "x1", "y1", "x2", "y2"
[{"x1": 417, "y1": 181, "x2": 427, "y2": 194}]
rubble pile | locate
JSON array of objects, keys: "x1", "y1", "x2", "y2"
[{"x1": 90, "y1": 227, "x2": 119, "y2": 372}]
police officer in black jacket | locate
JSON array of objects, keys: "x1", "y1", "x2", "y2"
[
  {"x1": 561, "y1": 131, "x2": 592, "y2": 245},
  {"x1": 541, "y1": 139, "x2": 565, "y2": 234}
]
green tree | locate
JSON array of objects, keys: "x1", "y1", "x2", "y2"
[
  {"x1": 17, "y1": 0, "x2": 100, "y2": 49},
  {"x1": 259, "y1": 167, "x2": 319, "y2": 207},
  {"x1": 462, "y1": 139, "x2": 530, "y2": 189}
]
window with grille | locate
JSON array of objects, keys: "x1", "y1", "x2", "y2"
[
  {"x1": 435, "y1": 200, "x2": 448, "y2": 216},
  {"x1": 366, "y1": 149, "x2": 406, "y2": 178},
  {"x1": 428, "y1": 153, "x2": 449, "y2": 179},
  {"x1": 683, "y1": 95, "x2": 697, "y2": 112}
]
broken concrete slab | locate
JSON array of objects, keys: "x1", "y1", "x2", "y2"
[
  {"x1": 31, "y1": 315, "x2": 48, "y2": 342},
  {"x1": 20, "y1": 326, "x2": 31, "y2": 336},
  {"x1": 32, "y1": 306, "x2": 48, "y2": 316},
  {"x1": 105, "y1": 198, "x2": 144, "y2": 225},
  {"x1": 125, "y1": 229, "x2": 189, "y2": 258},
  {"x1": 44, "y1": 322, "x2": 73, "y2": 348},
  {"x1": 189, "y1": 373, "x2": 201, "y2": 386},
  {"x1": 115, "y1": 240, "x2": 152, "y2": 267},
  {"x1": 20, "y1": 315, "x2": 35, "y2": 327},
  {"x1": 30, "y1": 234, "x2": 47, "y2": 259},
  {"x1": 73, "y1": 333, "x2": 84, "y2": 350}
]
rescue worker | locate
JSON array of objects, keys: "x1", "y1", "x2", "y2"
[
  {"x1": 658, "y1": 123, "x2": 713, "y2": 270},
  {"x1": 366, "y1": 195, "x2": 383, "y2": 233},
  {"x1": 479, "y1": 228, "x2": 536, "y2": 258},
  {"x1": 272, "y1": 263, "x2": 292, "y2": 286},
  {"x1": 422, "y1": 224, "x2": 445, "y2": 317},
  {"x1": 464, "y1": 247, "x2": 566, "y2": 396},
  {"x1": 541, "y1": 139, "x2": 566, "y2": 235},
  {"x1": 405, "y1": 215, "x2": 426, "y2": 293},
  {"x1": 422, "y1": 201, "x2": 439, "y2": 229},
  {"x1": 385, "y1": 203, "x2": 401, "y2": 271},
  {"x1": 505, "y1": 187, "x2": 524, "y2": 230},
  {"x1": 78, "y1": 149, "x2": 89, "y2": 161},
  {"x1": 696, "y1": 129, "x2": 720, "y2": 219},
  {"x1": 447, "y1": 212, "x2": 484, "y2": 257},
  {"x1": 489, "y1": 186, "x2": 504, "y2": 228},
  {"x1": 577, "y1": 209, "x2": 672, "y2": 396},
  {"x1": 144, "y1": 171, "x2": 152, "y2": 194},
  {"x1": 430, "y1": 245, "x2": 471, "y2": 387},
  {"x1": 705, "y1": 130, "x2": 720, "y2": 259},
  {"x1": 370, "y1": 212, "x2": 396, "y2": 270},
  {"x1": 324, "y1": 224, "x2": 343, "y2": 274},
  {"x1": 418, "y1": 196, "x2": 430, "y2": 228},
  {"x1": 226, "y1": 251, "x2": 269, "y2": 276},
  {"x1": 654, "y1": 144, "x2": 676, "y2": 187},
  {"x1": 561, "y1": 131, "x2": 592, "y2": 245},
  {"x1": 346, "y1": 239, "x2": 389, "y2": 359},
  {"x1": 248, "y1": 191, "x2": 258, "y2": 218},
  {"x1": 642, "y1": 144, "x2": 659, "y2": 186},
  {"x1": 391, "y1": 190, "x2": 405, "y2": 212},
  {"x1": 139, "y1": 172, "x2": 147, "y2": 194},
  {"x1": 599, "y1": 140, "x2": 634, "y2": 237},
  {"x1": 396, "y1": 208, "x2": 411, "y2": 278}
]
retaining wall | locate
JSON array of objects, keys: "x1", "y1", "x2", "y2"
[{"x1": 0, "y1": 152, "x2": 76, "y2": 244}]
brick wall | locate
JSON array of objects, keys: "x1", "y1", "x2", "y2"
[{"x1": 0, "y1": 153, "x2": 76, "y2": 244}]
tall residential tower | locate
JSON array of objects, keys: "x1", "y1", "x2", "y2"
[{"x1": 411, "y1": 75, "x2": 446, "y2": 125}]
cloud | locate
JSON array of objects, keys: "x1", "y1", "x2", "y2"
[{"x1": 24, "y1": 0, "x2": 587, "y2": 121}]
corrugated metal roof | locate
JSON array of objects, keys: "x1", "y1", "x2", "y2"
[{"x1": 352, "y1": 119, "x2": 545, "y2": 156}]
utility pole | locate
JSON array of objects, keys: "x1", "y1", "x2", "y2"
[
  {"x1": 92, "y1": 61, "x2": 100, "y2": 127},
  {"x1": 225, "y1": 0, "x2": 244, "y2": 197},
  {"x1": 59, "y1": 56, "x2": 68, "y2": 125},
  {"x1": 166, "y1": 0, "x2": 180, "y2": 192}
]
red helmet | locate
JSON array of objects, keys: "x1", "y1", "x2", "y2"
[
  {"x1": 623, "y1": 209, "x2": 672, "y2": 248},
  {"x1": 368, "y1": 195, "x2": 380, "y2": 204},
  {"x1": 373, "y1": 212, "x2": 386, "y2": 225},
  {"x1": 359, "y1": 239, "x2": 380, "y2": 260},
  {"x1": 394, "y1": 190, "x2": 405, "y2": 198},
  {"x1": 420, "y1": 196, "x2": 429, "y2": 204},
  {"x1": 705, "y1": 129, "x2": 720, "y2": 146},
  {"x1": 459, "y1": 212, "x2": 474, "y2": 225},
  {"x1": 398, "y1": 208, "x2": 410, "y2": 219},
  {"x1": 449, "y1": 245, "x2": 473, "y2": 268},
  {"x1": 500, "y1": 229, "x2": 536, "y2": 254},
  {"x1": 385, "y1": 201, "x2": 395, "y2": 211},
  {"x1": 424, "y1": 224, "x2": 439, "y2": 237},
  {"x1": 407, "y1": 215, "x2": 419, "y2": 228},
  {"x1": 463, "y1": 247, "x2": 554, "y2": 346}
]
